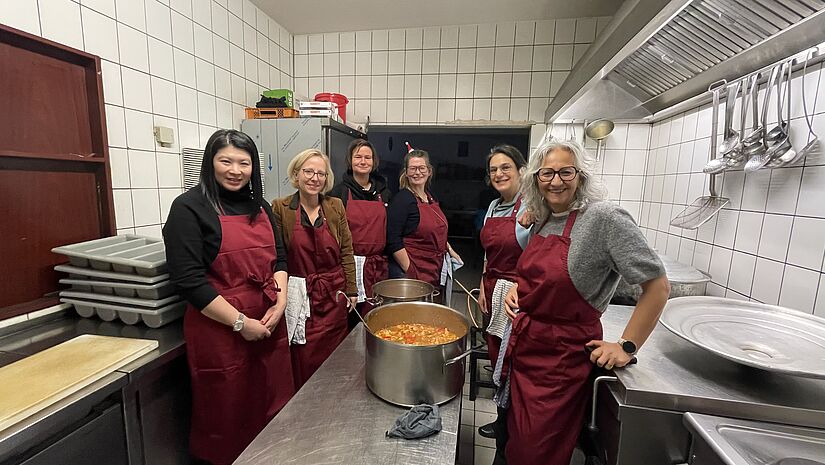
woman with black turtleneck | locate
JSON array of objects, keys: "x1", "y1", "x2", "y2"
[
  {"x1": 329, "y1": 140, "x2": 392, "y2": 322},
  {"x1": 163, "y1": 129, "x2": 294, "y2": 465}
]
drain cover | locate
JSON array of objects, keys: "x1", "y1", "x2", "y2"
[{"x1": 774, "y1": 459, "x2": 825, "y2": 465}]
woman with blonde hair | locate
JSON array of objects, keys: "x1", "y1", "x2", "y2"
[
  {"x1": 500, "y1": 139, "x2": 669, "y2": 465},
  {"x1": 386, "y1": 149, "x2": 461, "y2": 297},
  {"x1": 272, "y1": 149, "x2": 357, "y2": 389}
]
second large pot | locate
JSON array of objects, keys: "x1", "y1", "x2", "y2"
[
  {"x1": 369, "y1": 278, "x2": 440, "y2": 306},
  {"x1": 364, "y1": 302, "x2": 469, "y2": 406}
]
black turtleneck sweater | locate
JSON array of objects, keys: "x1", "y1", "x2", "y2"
[
  {"x1": 328, "y1": 172, "x2": 392, "y2": 207},
  {"x1": 162, "y1": 185, "x2": 288, "y2": 310}
]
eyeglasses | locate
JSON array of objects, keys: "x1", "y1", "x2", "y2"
[
  {"x1": 301, "y1": 168, "x2": 328, "y2": 180},
  {"x1": 536, "y1": 166, "x2": 579, "y2": 182},
  {"x1": 488, "y1": 164, "x2": 514, "y2": 176},
  {"x1": 407, "y1": 166, "x2": 429, "y2": 174}
]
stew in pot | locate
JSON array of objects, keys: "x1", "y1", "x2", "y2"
[{"x1": 375, "y1": 323, "x2": 459, "y2": 345}]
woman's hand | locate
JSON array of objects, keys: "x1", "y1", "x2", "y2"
[
  {"x1": 478, "y1": 281, "x2": 488, "y2": 314},
  {"x1": 448, "y1": 247, "x2": 462, "y2": 264},
  {"x1": 240, "y1": 317, "x2": 271, "y2": 341},
  {"x1": 586, "y1": 340, "x2": 633, "y2": 370},
  {"x1": 349, "y1": 296, "x2": 358, "y2": 310},
  {"x1": 517, "y1": 209, "x2": 536, "y2": 227},
  {"x1": 504, "y1": 284, "x2": 519, "y2": 320},
  {"x1": 261, "y1": 304, "x2": 285, "y2": 331}
]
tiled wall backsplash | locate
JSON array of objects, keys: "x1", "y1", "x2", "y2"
[
  {"x1": 1, "y1": 0, "x2": 293, "y2": 238},
  {"x1": 291, "y1": 17, "x2": 610, "y2": 125},
  {"x1": 554, "y1": 61, "x2": 825, "y2": 317}
]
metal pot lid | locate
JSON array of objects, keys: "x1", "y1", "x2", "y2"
[
  {"x1": 660, "y1": 296, "x2": 825, "y2": 379},
  {"x1": 659, "y1": 254, "x2": 710, "y2": 283}
]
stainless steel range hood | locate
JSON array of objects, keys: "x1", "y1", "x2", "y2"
[{"x1": 547, "y1": 0, "x2": 825, "y2": 123}]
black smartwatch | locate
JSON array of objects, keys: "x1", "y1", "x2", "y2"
[{"x1": 619, "y1": 338, "x2": 637, "y2": 355}]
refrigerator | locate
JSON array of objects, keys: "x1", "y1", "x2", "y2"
[{"x1": 240, "y1": 117, "x2": 366, "y2": 200}]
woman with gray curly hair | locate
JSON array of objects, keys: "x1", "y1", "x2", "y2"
[{"x1": 497, "y1": 139, "x2": 670, "y2": 465}]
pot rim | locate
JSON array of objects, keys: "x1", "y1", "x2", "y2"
[{"x1": 365, "y1": 301, "x2": 469, "y2": 349}]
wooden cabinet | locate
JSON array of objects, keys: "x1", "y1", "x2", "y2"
[{"x1": 0, "y1": 24, "x2": 115, "y2": 318}]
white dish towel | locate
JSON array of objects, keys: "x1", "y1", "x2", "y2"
[
  {"x1": 286, "y1": 276, "x2": 310, "y2": 345},
  {"x1": 354, "y1": 255, "x2": 367, "y2": 303},
  {"x1": 487, "y1": 278, "x2": 515, "y2": 339}
]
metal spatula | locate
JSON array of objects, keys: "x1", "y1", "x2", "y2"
[{"x1": 671, "y1": 82, "x2": 730, "y2": 230}]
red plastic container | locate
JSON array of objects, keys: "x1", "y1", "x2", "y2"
[{"x1": 314, "y1": 92, "x2": 348, "y2": 123}]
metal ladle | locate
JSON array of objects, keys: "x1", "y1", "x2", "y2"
[
  {"x1": 763, "y1": 61, "x2": 795, "y2": 167},
  {"x1": 705, "y1": 79, "x2": 747, "y2": 173},
  {"x1": 585, "y1": 119, "x2": 615, "y2": 161},
  {"x1": 336, "y1": 290, "x2": 372, "y2": 333},
  {"x1": 777, "y1": 48, "x2": 820, "y2": 166},
  {"x1": 744, "y1": 64, "x2": 784, "y2": 172}
]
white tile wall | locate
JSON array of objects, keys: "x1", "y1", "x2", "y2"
[
  {"x1": 638, "y1": 60, "x2": 825, "y2": 315},
  {"x1": 1, "y1": 0, "x2": 294, "y2": 238},
  {"x1": 292, "y1": 18, "x2": 609, "y2": 125}
]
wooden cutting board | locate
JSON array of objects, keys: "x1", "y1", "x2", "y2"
[{"x1": 0, "y1": 334, "x2": 158, "y2": 432}]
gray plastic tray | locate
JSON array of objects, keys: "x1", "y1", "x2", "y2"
[
  {"x1": 59, "y1": 290, "x2": 180, "y2": 308},
  {"x1": 60, "y1": 297, "x2": 186, "y2": 328},
  {"x1": 55, "y1": 264, "x2": 169, "y2": 284},
  {"x1": 59, "y1": 278, "x2": 176, "y2": 300},
  {"x1": 52, "y1": 235, "x2": 167, "y2": 276}
]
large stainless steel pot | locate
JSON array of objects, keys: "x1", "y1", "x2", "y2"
[
  {"x1": 364, "y1": 302, "x2": 470, "y2": 406},
  {"x1": 368, "y1": 278, "x2": 440, "y2": 306}
]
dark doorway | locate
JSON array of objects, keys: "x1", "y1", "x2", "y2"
[{"x1": 369, "y1": 125, "x2": 530, "y2": 289}]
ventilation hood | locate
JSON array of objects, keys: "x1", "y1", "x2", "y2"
[{"x1": 547, "y1": 0, "x2": 825, "y2": 123}]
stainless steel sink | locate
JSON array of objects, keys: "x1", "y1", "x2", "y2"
[{"x1": 685, "y1": 413, "x2": 825, "y2": 465}]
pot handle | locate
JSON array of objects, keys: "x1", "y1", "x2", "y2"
[
  {"x1": 364, "y1": 295, "x2": 383, "y2": 307},
  {"x1": 431, "y1": 289, "x2": 441, "y2": 299},
  {"x1": 444, "y1": 344, "x2": 484, "y2": 366}
]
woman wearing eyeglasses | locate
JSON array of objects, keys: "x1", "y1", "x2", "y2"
[
  {"x1": 272, "y1": 149, "x2": 357, "y2": 389},
  {"x1": 500, "y1": 139, "x2": 669, "y2": 465},
  {"x1": 386, "y1": 149, "x2": 460, "y2": 298},
  {"x1": 474, "y1": 144, "x2": 530, "y2": 462}
]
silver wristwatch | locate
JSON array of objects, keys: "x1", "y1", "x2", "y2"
[{"x1": 232, "y1": 312, "x2": 245, "y2": 332}]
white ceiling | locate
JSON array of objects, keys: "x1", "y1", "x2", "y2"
[{"x1": 252, "y1": 0, "x2": 622, "y2": 34}]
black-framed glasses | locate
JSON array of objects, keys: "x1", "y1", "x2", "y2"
[
  {"x1": 407, "y1": 166, "x2": 429, "y2": 174},
  {"x1": 536, "y1": 166, "x2": 579, "y2": 182},
  {"x1": 301, "y1": 168, "x2": 328, "y2": 179}
]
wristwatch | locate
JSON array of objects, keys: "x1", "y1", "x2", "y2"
[
  {"x1": 232, "y1": 312, "x2": 245, "y2": 332},
  {"x1": 618, "y1": 338, "x2": 637, "y2": 355}
]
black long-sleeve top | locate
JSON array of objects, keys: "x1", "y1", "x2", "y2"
[
  {"x1": 386, "y1": 188, "x2": 439, "y2": 254},
  {"x1": 162, "y1": 185, "x2": 287, "y2": 310},
  {"x1": 328, "y1": 172, "x2": 393, "y2": 207}
]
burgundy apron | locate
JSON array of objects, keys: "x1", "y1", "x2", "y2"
[
  {"x1": 287, "y1": 205, "x2": 348, "y2": 390},
  {"x1": 403, "y1": 191, "x2": 448, "y2": 289},
  {"x1": 184, "y1": 212, "x2": 294, "y2": 465},
  {"x1": 346, "y1": 189, "x2": 388, "y2": 315},
  {"x1": 503, "y1": 210, "x2": 603, "y2": 465},
  {"x1": 479, "y1": 196, "x2": 523, "y2": 367}
]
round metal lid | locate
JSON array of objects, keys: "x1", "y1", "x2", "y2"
[{"x1": 660, "y1": 296, "x2": 825, "y2": 379}]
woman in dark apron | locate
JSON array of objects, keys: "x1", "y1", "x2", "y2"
[
  {"x1": 164, "y1": 129, "x2": 294, "y2": 465},
  {"x1": 386, "y1": 149, "x2": 461, "y2": 301},
  {"x1": 500, "y1": 139, "x2": 670, "y2": 465},
  {"x1": 329, "y1": 140, "x2": 392, "y2": 326},
  {"x1": 272, "y1": 149, "x2": 357, "y2": 390},
  {"x1": 476, "y1": 145, "x2": 530, "y2": 463}
]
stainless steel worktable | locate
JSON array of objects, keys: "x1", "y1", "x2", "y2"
[
  {"x1": 602, "y1": 304, "x2": 825, "y2": 428},
  {"x1": 234, "y1": 324, "x2": 461, "y2": 465}
]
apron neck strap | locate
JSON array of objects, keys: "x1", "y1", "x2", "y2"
[
  {"x1": 510, "y1": 195, "x2": 522, "y2": 218},
  {"x1": 562, "y1": 209, "x2": 578, "y2": 238}
]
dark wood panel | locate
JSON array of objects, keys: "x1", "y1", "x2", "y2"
[
  {"x1": 0, "y1": 169, "x2": 102, "y2": 309},
  {"x1": 0, "y1": 41, "x2": 94, "y2": 156}
]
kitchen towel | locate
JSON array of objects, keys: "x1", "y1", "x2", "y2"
[
  {"x1": 354, "y1": 255, "x2": 367, "y2": 303},
  {"x1": 386, "y1": 404, "x2": 442, "y2": 439},
  {"x1": 285, "y1": 276, "x2": 310, "y2": 344},
  {"x1": 487, "y1": 278, "x2": 515, "y2": 339}
]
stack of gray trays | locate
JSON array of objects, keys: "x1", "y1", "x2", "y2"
[{"x1": 52, "y1": 235, "x2": 185, "y2": 328}]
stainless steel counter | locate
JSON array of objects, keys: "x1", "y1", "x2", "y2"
[
  {"x1": 0, "y1": 313, "x2": 186, "y2": 464},
  {"x1": 234, "y1": 324, "x2": 461, "y2": 465},
  {"x1": 602, "y1": 305, "x2": 825, "y2": 428}
]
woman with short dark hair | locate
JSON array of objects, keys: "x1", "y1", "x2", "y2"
[
  {"x1": 329, "y1": 140, "x2": 392, "y2": 321},
  {"x1": 163, "y1": 129, "x2": 294, "y2": 465}
]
